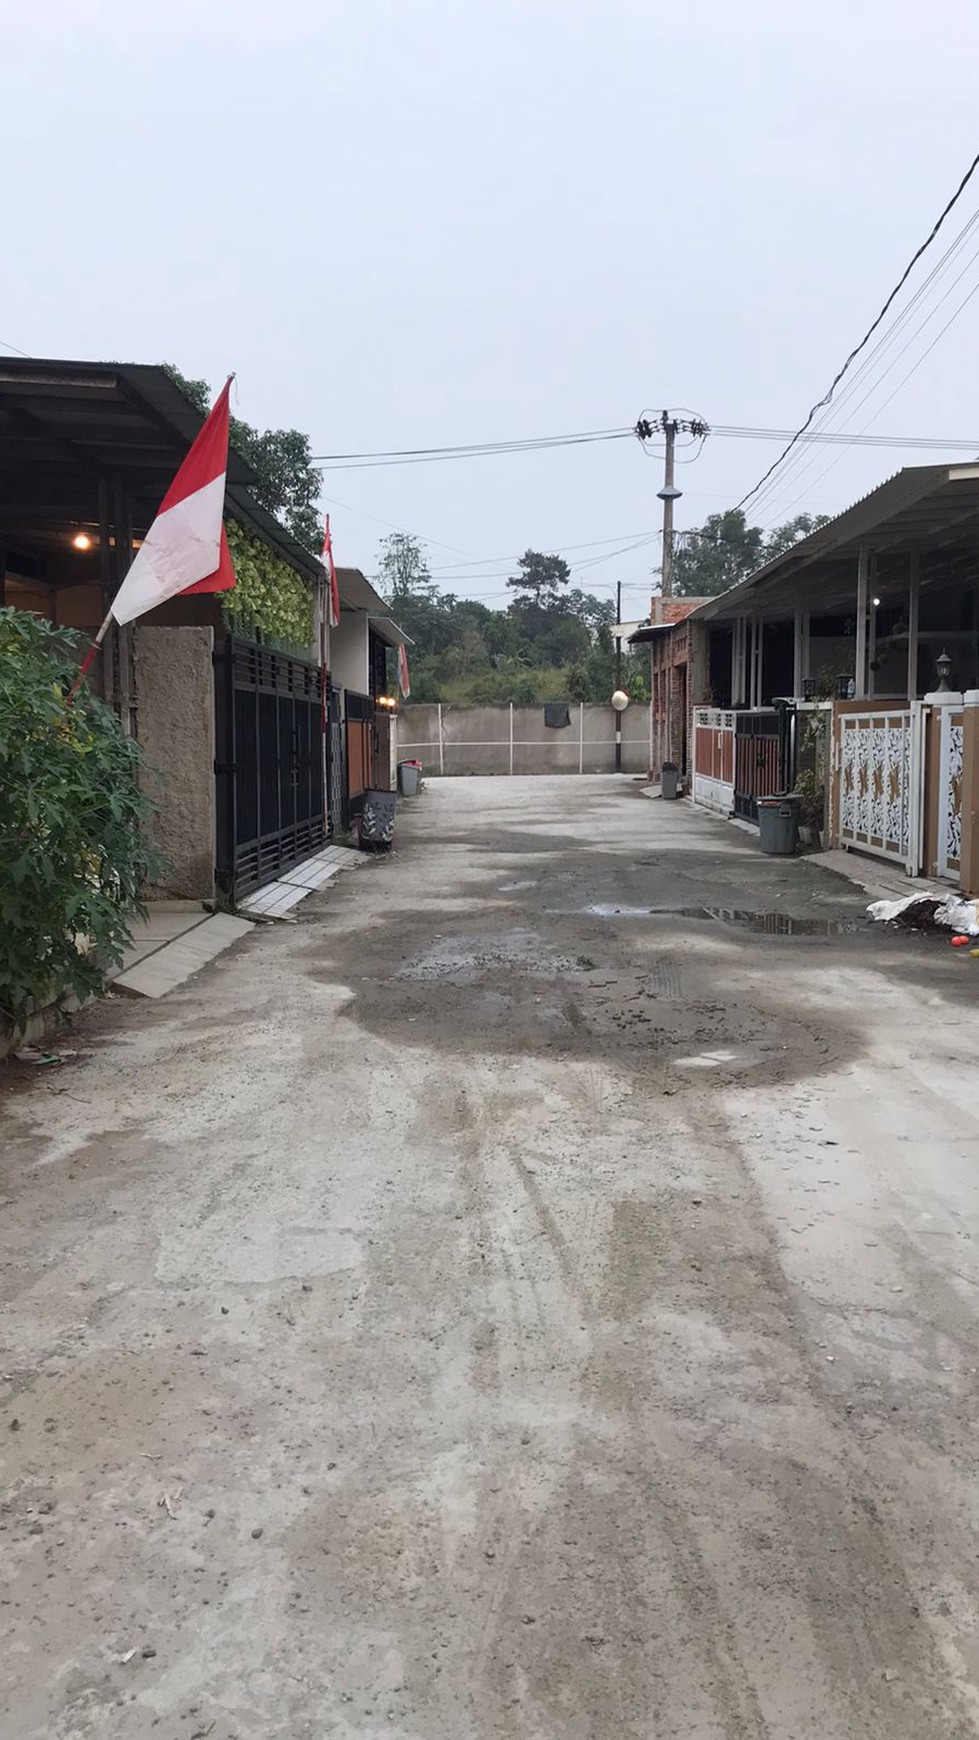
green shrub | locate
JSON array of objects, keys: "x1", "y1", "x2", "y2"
[{"x1": 0, "y1": 609, "x2": 163, "y2": 1034}]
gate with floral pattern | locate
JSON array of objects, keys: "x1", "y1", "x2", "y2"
[
  {"x1": 937, "y1": 706, "x2": 965, "y2": 881},
  {"x1": 836, "y1": 707, "x2": 923, "y2": 875}
]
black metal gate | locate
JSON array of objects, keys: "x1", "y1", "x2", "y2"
[
  {"x1": 214, "y1": 636, "x2": 326, "y2": 900},
  {"x1": 326, "y1": 685, "x2": 347, "y2": 836},
  {"x1": 733, "y1": 704, "x2": 796, "y2": 821}
]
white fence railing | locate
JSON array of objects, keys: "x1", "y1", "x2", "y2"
[{"x1": 397, "y1": 701, "x2": 653, "y2": 777}]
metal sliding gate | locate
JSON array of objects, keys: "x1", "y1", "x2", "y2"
[
  {"x1": 214, "y1": 636, "x2": 327, "y2": 900},
  {"x1": 837, "y1": 707, "x2": 919, "y2": 872},
  {"x1": 937, "y1": 705, "x2": 965, "y2": 881},
  {"x1": 327, "y1": 686, "x2": 348, "y2": 836},
  {"x1": 733, "y1": 706, "x2": 796, "y2": 821}
]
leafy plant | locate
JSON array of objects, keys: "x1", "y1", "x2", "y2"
[
  {"x1": 795, "y1": 707, "x2": 830, "y2": 831},
  {"x1": 223, "y1": 521, "x2": 314, "y2": 653},
  {"x1": 0, "y1": 609, "x2": 163, "y2": 1034}
]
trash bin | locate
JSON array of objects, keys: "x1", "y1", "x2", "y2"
[
  {"x1": 359, "y1": 789, "x2": 396, "y2": 849},
  {"x1": 661, "y1": 762, "x2": 679, "y2": 801},
  {"x1": 398, "y1": 760, "x2": 421, "y2": 796},
  {"x1": 757, "y1": 794, "x2": 799, "y2": 856}
]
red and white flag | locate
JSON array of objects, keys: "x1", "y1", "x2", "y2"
[
  {"x1": 322, "y1": 514, "x2": 341, "y2": 629},
  {"x1": 111, "y1": 378, "x2": 235, "y2": 625},
  {"x1": 398, "y1": 642, "x2": 410, "y2": 699}
]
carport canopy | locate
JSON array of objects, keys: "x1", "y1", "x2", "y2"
[{"x1": 0, "y1": 357, "x2": 322, "y2": 621}]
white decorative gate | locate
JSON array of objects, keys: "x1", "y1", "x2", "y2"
[
  {"x1": 837, "y1": 708, "x2": 922, "y2": 873},
  {"x1": 937, "y1": 706, "x2": 965, "y2": 881}
]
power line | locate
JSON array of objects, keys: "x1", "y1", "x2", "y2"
[
  {"x1": 745, "y1": 205, "x2": 979, "y2": 517},
  {"x1": 760, "y1": 269, "x2": 979, "y2": 528},
  {"x1": 312, "y1": 426, "x2": 634, "y2": 470},
  {"x1": 429, "y1": 529, "x2": 658, "y2": 571},
  {"x1": 314, "y1": 419, "x2": 979, "y2": 476},
  {"x1": 734, "y1": 144, "x2": 979, "y2": 510},
  {"x1": 713, "y1": 423, "x2": 979, "y2": 451},
  {"x1": 0, "y1": 337, "x2": 30, "y2": 358}
]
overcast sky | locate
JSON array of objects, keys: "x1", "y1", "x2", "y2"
[{"x1": 6, "y1": 1, "x2": 979, "y2": 612}]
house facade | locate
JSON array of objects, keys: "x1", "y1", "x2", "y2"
[
  {"x1": 0, "y1": 357, "x2": 405, "y2": 904},
  {"x1": 638, "y1": 464, "x2": 979, "y2": 890}
]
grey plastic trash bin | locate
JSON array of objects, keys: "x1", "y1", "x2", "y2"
[
  {"x1": 661, "y1": 762, "x2": 679, "y2": 801},
  {"x1": 757, "y1": 795, "x2": 799, "y2": 856},
  {"x1": 398, "y1": 760, "x2": 420, "y2": 796}
]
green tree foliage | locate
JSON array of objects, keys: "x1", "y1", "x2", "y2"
[
  {"x1": 507, "y1": 549, "x2": 571, "y2": 607},
  {"x1": 376, "y1": 536, "x2": 646, "y2": 706},
  {"x1": 0, "y1": 610, "x2": 163, "y2": 1034},
  {"x1": 163, "y1": 365, "x2": 322, "y2": 552},
  {"x1": 671, "y1": 508, "x2": 830, "y2": 597},
  {"x1": 377, "y1": 532, "x2": 436, "y2": 600}
]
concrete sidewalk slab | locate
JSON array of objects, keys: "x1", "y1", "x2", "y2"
[
  {"x1": 812, "y1": 846, "x2": 945, "y2": 904},
  {"x1": 113, "y1": 912, "x2": 253, "y2": 999},
  {"x1": 240, "y1": 843, "x2": 363, "y2": 917}
]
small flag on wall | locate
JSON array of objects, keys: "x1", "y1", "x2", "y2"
[
  {"x1": 322, "y1": 515, "x2": 341, "y2": 629},
  {"x1": 398, "y1": 642, "x2": 410, "y2": 699}
]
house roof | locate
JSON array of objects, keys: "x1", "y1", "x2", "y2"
[
  {"x1": 628, "y1": 622, "x2": 674, "y2": 645},
  {"x1": 0, "y1": 357, "x2": 323, "y2": 585},
  {"x1": 692, "y1": 463, "x2": 979, "y2": 622},
  {"x1": 336, "y1": 566, "x2": 387, "y2": 613},
  {"x1": 334, "y1": 568, "x2": 411, "y2": 645},
  {"x1": 370, "y1": 617, "x2": 413, "y2": 649}
]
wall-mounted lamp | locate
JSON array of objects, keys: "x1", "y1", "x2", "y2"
[{"x1": 72, "y1": 531, "x2": 93, "y2": 551}]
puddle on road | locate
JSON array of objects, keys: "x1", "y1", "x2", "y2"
[
  {"x1": 400, "y1": 928, "x2": 587, "y2": 984},
  {"x1": 585, "y1": 904, "x2": 656, "y2": 919},
  {"x1": 584, "y1": 904, "x2": 862, "y2": 937}
]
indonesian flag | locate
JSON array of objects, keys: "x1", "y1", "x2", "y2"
[
  {"x1": 398, "y1": 642, "x2": 410, "y2": 699},
  {"x1": 322, "y1": 514, "x2": 341, "y2": 628},
  {"x1": 111, "y1": 378, "x2": 235, "y2": 625}
]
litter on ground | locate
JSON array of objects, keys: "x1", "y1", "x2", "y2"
[{"x1": 867, "y1": 893, "x2": 979, "y2": 936}]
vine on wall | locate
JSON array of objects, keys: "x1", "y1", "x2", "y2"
[{"x1": 223, "y1": 521, "x2": 314, "y2": 654}]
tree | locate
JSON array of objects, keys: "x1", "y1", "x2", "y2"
[
  {"x1": 671, "y1": 510, "x2": 765, "y2": 598},
  {"x1": 376, "y1": 532, "x2": 434, "y2": 600},
  {"x1": 162, "y1": 365, "x2": 323, "y2": 552},
  {"x1": 670, "y1": 507, "x2": 831, "y2": 598},
  {"x1": 763, "y1": 512, "x2": 831, "y2": 561},
  {"x1": 230, "y1": 424, "x2": 322, "y2": 552},
  {"x1": 507, "y1": 549, "x2": 571, "y2": 607}
]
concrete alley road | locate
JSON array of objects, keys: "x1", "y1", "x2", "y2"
[{"x1": 3, "y1": 776, "x2": 979, "y2": 1739}]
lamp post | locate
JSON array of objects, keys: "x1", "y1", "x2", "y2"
[{"x1": 611, "y1": 687, "x2": 629, "y2": 774}]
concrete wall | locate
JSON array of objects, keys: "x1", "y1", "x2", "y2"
[
  {"x1": 330, "y1": 611, "x2": 369, "y2": 696},
  {"x1": 398, "y1": 703, "x2": 653, "y2": 777},
  {"x1": 137, "y1": 626, "x2": 216, "y2": 900}
]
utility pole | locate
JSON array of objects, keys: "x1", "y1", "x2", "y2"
[
  {"x1": 614, "y1": 577, "x2": 622, "y2": 772},
  {"x1": 634, "y1": 411, "x2": 709, "y2": 600},
  {"x1": 660, "y1": 417, "x2": 677, "y2": 599}
]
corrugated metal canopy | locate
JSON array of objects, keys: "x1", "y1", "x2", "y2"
[
  {"x1": 0, "y1": 357, "x2": 324, "y2": 585},
  {"x1": 369, "y1": 616, "x2": 413, "y2": 648},
  {"x1": 336, "y1": 566, "x2": 388, "y2": 612},
  {"x1": 692, "y1": 464, "x2": 979, "y2": 622}
]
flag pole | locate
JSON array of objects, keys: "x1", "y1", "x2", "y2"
[{"x1": 66, "y1": 610, "x2": 113, "y2": 706}]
